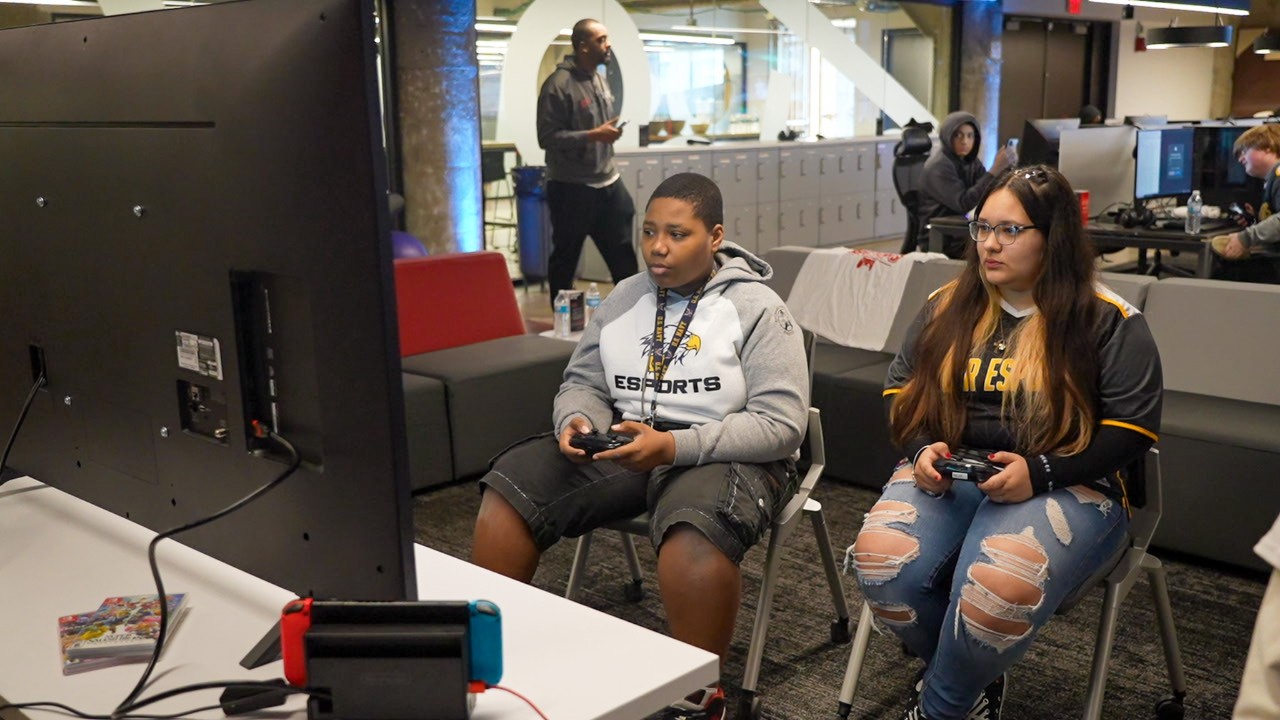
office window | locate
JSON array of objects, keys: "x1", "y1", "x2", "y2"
[{"x1": 477, "y1": 0, "x2": 951, "y2": 143}]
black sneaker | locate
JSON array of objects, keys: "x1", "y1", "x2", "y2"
[
  {"x1": 660, "y1": 686, "x2": 725, "y2": 720},
  {"x1": 965, "y1": 673, "x2": 1007, "y2": 720}
]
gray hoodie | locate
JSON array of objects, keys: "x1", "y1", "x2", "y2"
[
  {"x1": 554, "y1": 241, "x2": 809, "y2": 466},
  {"x1": 536, "y1": 56, "x2": 618, "y2": 185},
  {"x1": 915, "y1": 111, "x2": 998, "y2": 252}
]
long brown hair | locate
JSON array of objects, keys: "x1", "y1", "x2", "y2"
[{"x1": 890, "y1": 165, "x2": 1101, "y2": 455}]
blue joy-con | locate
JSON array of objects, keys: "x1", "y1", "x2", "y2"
[{"x1": 468, "y1": 599, "x2": 503, "y2": 686}]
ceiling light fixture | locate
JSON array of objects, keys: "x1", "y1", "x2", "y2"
[
  {"x1": 475, "y1": 22, "x2": 516, "y2": 34},
  {"x1": 0, "y1": 0, "x2": 98, "y2": 5},
  {"x1": 1255, "y1": 31, "x2": 1280, "y2": 54},
  {"x1": 638, "y1": 32, "x2": 735, "y2": 46},
  {"x1": 670, "y1": 24, "x2": 792, "y2": 35},
  {"x1": 1087, "y1": 0, "x2": 1248, "y2": 16},
  {"x1": 1146, "y1": 20, "x2": 1233, "y2": 48}
]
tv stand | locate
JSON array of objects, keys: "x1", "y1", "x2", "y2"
[{"x1": 241, "y1": 620, "x2": 283, "y2": 669}]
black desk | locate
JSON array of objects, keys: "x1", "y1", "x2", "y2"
[{"x1": 927, "y1": 215, "x2": 1222, "y2": 278}]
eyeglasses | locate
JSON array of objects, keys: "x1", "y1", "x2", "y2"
[{"x1": 968, "y1": 220, "x2": 1042, "y2": 245}]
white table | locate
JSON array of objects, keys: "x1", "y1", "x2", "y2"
[
  {"x1": 538, "y1": 329, "x2": 583, "y2": 343},
  {"x1": 0, "y1": 477, "x2": 717, "y2": 720}
]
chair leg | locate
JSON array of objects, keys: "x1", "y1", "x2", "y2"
[
  {"x1": 807, "y1": 503, "x2": 852, "y2": 642},
  {"x1": 1144, "y1": 555, "x2": 1188, "y2": 699},
  {"x1": 740, "y1": 528, "x2": 786, "y2": 699},
  {"x1": 836, "y1": 602, "x2": 876, "y2": 719},
  {"x1": 565, "y1": 531, "x2": 593, "y2": 602},
  {"x1": 1082, "y1": 579, "x2": 1126, "y2": 720},
  {"x1": 619, "y1": 532, "x2": 645, "y2": 602}
]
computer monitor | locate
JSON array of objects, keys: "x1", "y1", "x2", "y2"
[
  {"x1": 1134, "y1": 127, "x2": 1196, "y2": 201},
  {"x1": 1020, "y1": 118, "x2": 1082, "y2": 167},
  {"x1": 1058, "y1": 125, "x2": 1138, "y2": 220},
  {"x1": 1124, "y1": 115, "x2": 1169, "y2": 128},
  {"x1": 0, "y1": 0, "x2": 418, "y2": 601},
  {"x1": 1194, "y1": 125, "x2": 1265, "y2": 210}
]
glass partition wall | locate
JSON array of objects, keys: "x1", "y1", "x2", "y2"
[{"x1": 477, "y1": 0, "x2": 953, "y2": 148}]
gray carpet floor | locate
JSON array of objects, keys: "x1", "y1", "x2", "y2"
[{"x1": 414, "y1": 478, "x2": 1265, "y2": 720}]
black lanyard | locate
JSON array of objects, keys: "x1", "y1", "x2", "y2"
[{"x1": 643, "y1": 279, "x2": 709, "y2": 424}]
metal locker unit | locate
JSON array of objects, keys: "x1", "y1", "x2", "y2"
[
  {"x1": 579, "y1": 152, "x2": 664, "y2": 282},
  {"x1": 713, "y1": 151, "x2": 758, "y2": 253}
]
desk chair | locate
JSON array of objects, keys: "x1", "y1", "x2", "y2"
[
  {"x1": 563, "y1": 333, "x2": 852, "y2": 719},
  {"x1": 481, "y1": 147, "x2": 517, "y2": 252},
  {"x1": 565, "y1": 406, "x2": 851, "y2": 719},
  {"x1": 1143, "y1": 249, "x2": 1196, "y2": 279},
  {"x1": 835, "y1": 448, "x2": 1187, "y2": 720},
  {"x1": 893, "y1": 126, "x2": 933, "y2": 255}
]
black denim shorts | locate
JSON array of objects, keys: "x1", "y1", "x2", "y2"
[{"x1": 480, "y1": 434, "x2": 798, "y2": 564}]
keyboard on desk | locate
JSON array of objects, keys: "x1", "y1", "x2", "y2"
[{"x1": 1156, "y1": 219, "x2": 1238, "y2": 233}]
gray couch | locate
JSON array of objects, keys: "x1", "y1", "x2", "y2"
[
  {"x1": 402, "y1": 335, "x2": 575, "y2": 487},
  {"x1": 1142, "y1": 278, "x2": 1280, "y2": 572}
]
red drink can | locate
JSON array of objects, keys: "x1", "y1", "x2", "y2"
[{"x1": 1076, "y1": 189, "x2": 1091, "y2": 224}]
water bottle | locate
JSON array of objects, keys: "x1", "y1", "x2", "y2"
[
  {"x1": 554, "y1": 291, "x2": 572, "y2": 337},
  {"x1": 584, "y1": 282, "x2": 601, "y2": 325},
  {"x1": 1185, "y1": 190, "x2": 1203, "y2": 235}
]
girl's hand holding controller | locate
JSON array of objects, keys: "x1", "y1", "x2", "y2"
[
  {"x1": 976, "y1": 451, "x2": 1034, "y2": 504},
  {"x1": 913, "y1": 441, "x2": 954, "y2": 494}
]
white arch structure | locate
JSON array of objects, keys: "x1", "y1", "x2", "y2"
[
  {"x1": 497, "y1": 0, "x2": 650, "y2": 165},
  {"x1": 759, "y1": 0, "x2": 937, "y2": 129}
]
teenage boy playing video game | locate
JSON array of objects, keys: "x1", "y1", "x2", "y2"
[{"x1": 471, "y1": 172, "x2": 809, "y2": 719}]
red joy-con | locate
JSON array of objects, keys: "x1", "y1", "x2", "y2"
[{"x1": 280, "y1": 598, "x2": 313, "y2": 687}]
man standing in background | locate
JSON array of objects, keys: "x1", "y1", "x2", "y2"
[{"x1": 537, "y1": 18, "x2": 638, "y2": 303}]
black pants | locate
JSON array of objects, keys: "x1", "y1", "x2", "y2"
[{"x1": 545, "y1": 179, "x2": 638, "y2": 302}]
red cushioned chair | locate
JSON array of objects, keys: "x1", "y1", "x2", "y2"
[
  {"x1": 395, "y1": 251, "x2": 575, "y2": 480},
  {"x1": 394, "y1": 251, "x2": 527, "y2": 357}
]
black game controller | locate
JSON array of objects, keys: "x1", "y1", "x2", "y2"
[
  {"x1": 933, "y1": 448, "x2": 1005, "y2": 483},
  {"x1": 569, "y1": 430, "x2": 633, "y2": 455}
]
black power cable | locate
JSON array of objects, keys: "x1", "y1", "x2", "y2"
[
  {"x1": 113, "y1": 425, "x2": 300, "y2": 715},
  {"x1": 0, "y1": 370, "x2": 47, "y2": 476}
]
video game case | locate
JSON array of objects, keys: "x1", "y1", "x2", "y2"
[
  {"x1": 58, "y1": 611, "x2": 129, "y2": 675},
  {"x1": 64, "y1": 593, "x2": 190, "y2": 660}
]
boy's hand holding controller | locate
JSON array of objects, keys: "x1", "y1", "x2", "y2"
[
  {"x1": 590, "y1": 420, "x2": 676, "y2": 473},
  {"x1": 559, "y1": 417, "x2": 598, "y2": 464}
]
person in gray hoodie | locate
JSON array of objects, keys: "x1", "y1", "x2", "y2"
[
  {"x1": 914, "y1": 111, "x2": 1016, "y2": 257},
  {"x1": 536, "y1": 18, "x2": 638, "y2": 304},
  {"x1": 472, "y1": 173, "x2": 808, "y2": 720}
]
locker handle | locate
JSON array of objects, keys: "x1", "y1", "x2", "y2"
[{"x1": 818, "y1": 207, "x2": 825, "y2": 226}]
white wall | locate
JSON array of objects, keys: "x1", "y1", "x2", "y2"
[{"x1": 1113, "y1": 15, "x2": 1218, "y2": 121}]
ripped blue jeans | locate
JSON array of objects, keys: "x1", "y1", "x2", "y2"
[{"x1": 850, "y1": 461, "x2": 1128, "y2": 720}]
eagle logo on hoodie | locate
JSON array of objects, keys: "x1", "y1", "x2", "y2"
[{"x1": 641, "y1": 326, "x2": 702, "y2": 373}]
